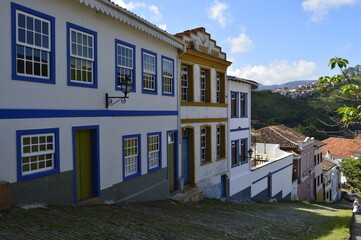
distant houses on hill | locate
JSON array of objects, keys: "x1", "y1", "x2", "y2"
[{"x1": 272, "y1": 82, "x2": 320, "y2": 99}]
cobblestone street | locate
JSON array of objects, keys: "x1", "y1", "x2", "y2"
[{"x1": 0, "y1": 200, "x2": 352, "y2": 240}]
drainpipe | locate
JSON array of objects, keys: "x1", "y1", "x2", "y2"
[{"x1": 177, "y1": 44, "x2": 187, "y2": 193}]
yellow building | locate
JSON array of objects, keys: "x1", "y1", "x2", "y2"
[{"x1": 175, "y1": 28, "x2": 232, "y2": 198}]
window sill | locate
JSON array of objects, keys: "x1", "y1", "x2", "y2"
[
  {"x1": 216, "y1": 157, "x2": 226, "y2": 162},
  {"x1": 181, "y1": 102, "x2": 228, "y2": 108},
  {"x1": 200, "y1": 160, "x2": 212, "y2": 166}
]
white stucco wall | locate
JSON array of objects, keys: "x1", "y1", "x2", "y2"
[
  {"x1": 228, "y1": 80, "x2": 252, "y2": 196},
  {"x1": 0, "y1": 0, "x2": 181, "y2": 193},
  {"x1": 251, "y1": 154, "x2": 293, "y2": 199}
]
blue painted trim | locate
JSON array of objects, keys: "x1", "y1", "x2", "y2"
[
  {"x1": 240, "y1": 92, "x2": 248, "y2": 118},
  {"x1": 252, "y1": 163, "x2": 293, "y2": 184},
  {"x1": 141, "y1": 49, "x2": 157, "y2": 95},
  {"x1": 16, "y1": 128, "x2": 60, "y2": 182},
  {"x1": 72, "y1": 125, "x2": 100, "y2": 205},
  {"x1": 0, "y1": 109, "x2": 178, "y2": 119},
  {"x1": 230, "y1": 127, "x2": 250, "y2": 132},
  {"x1": 123, "y1": 134, "x2": 142, "y2": 181},
  {"x1": 115, "y1": 39, "x2": 136, "y2": 92},
  {"x1": 161, "y1": 56, "x2": 175, "y2": 97},
  {"x1": 11, "y1": 3, "x2": 56, "y2": 84},
  {"x1": 147, "y1": 132, "x2": 162, "y2": 173},
  {"x1": 66, "y1": 22, "x2": 98, "y2": 89},
  {"x1": 166, "y1": 130, "x2": 178, "y2": 190},
  {"x1": 230, "y1": 91, "x2": 239, "y2": 118}
]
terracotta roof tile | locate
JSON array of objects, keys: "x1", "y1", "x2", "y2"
[
  {"x1": 322, "y1": 136, "x2": 361, "y2": 158},
  {"x1": 323, "y1": 159, "x2": 336, "y2": 171},
  {"x1": 254, "y1": 125, "x2": 323, "y2": 149}
]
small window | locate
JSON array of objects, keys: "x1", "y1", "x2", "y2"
[
  {"x1": 12, "y1": 3, "x2": 55, "y2": 84},
  {"x1": 231, "y1": 140, "x2": 239, "y2": 167},
  {"x1": 148, "y1": 132, "x2": 161, "y2": 172},
  {"x1": 200, "y1": 70, "x2": 207, "y2": 102},
  {"x1": 181, "y1": 66, "x2": 189, "y2": 101},
  {"x1": 231, "y1": 92, "x2": 239, "y2": 118},
  {"x1": 123, "y1": 134, "x2": 141, "y2": 179},
  {"x1": 67, "y1": 23, "x2": 97, "y2": 88},
  {"x1": 240, "y1": 93, "x2": 247, "y2": 117},
  {"x1": 142, "y1": 49, "x2": 157, "y2": 94},
  {"x1": 240, "y1": 138, "x2": 248, "y2": 164},
  {"x1": 216, "y1": 73, "x2": 221, "y2": 103},
  {"x1": 200, "y1": 126, "x2": 211, "y2": 163},
  {"x1": 162, "y1": 56, "x2": 174, "y2": 96},
  {"x1": 17, "y1": 128, "x2": 59, "y2": 181},
  {"x1": 116, "y1": 40, "x2": 135, "y2": 91},
  {"x1": 216, "y1": 125, "x2": 226, "y2": 159}
]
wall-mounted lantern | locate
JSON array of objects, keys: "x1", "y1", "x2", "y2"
[{"x1": 105, "y1": 76, "x2": 132, "y2": 108}]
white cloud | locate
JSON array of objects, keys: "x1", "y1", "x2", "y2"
[
  {"x1": 207, "y1": 0, "x2": 230, "y2": 27},
  {"x1": 113, "y1": 0, "x2": 162, "y2": 22},
  {"x1": 228, "y1": 60, "x2": 319, "y2": 85},
  {"x1": 158, "y1": 24, "x2": 167, "y2": 31},
  {"x1": 227, "y1": 33, "x2": 255, "y2": 54},
  {"x1": 302, "y1": 0, "x2": 359, "y2": 22}
]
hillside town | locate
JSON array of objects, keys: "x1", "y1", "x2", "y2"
[
  {"x1": 272, "y1": 81, "x2": 319, "y2": 98},
  {"x1": 0, "y1": 0, "x2": 360, "y2": 239}
]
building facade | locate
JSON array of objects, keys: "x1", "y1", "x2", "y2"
[
  {"x1": 174, "y1": 28, "x2": 232, "y2": 198},
  {"x1": 255, "y1": 125, "x2": 325, "y2": 202},
  {"x1": 0, "y1": 0, "x2": 185, "y2": 205}
]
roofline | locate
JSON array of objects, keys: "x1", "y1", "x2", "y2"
[
  {"x1": 78, "y1": 0, "x2": 186, "y2": 50},
  {"x1": 227, "y1": 75, "x2": 259, "y2": 87}
]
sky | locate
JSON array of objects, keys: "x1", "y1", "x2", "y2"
[{"x1": 112, "y1": 0, "x2": 361, "y2": 85}]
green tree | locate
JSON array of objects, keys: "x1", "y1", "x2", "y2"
[
  {"x1": 318, "y1": 57, "x2": 361, "y2": 127},
  {"x1": 342, "y1": 158, "x2": 361, "y2": 192}
]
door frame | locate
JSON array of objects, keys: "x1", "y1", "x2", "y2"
[
  {"x1": 167, "y1": 130, "x2": 178, "y2": 192},
  {"x1": 182, "y1": 126, "x2": 195, "y2": 186},
  {"x1": 72, "y1": 125, "x2": 100, "y2": 204}
]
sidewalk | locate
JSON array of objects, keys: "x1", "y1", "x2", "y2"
[{"x1": 352, "y1": 213, "x2": 361, "y2": 240}]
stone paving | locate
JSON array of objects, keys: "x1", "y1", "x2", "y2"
[
  {"x1": 352, "y1": 213, "x2": 361, "y2": 240},
  {"x1": 0, "y1": 200, "x2": 354, "y2": 240}
]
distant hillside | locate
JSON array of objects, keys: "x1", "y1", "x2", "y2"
[{"x1": 257, "y1": 80, "x2": 317, "y2": 91}]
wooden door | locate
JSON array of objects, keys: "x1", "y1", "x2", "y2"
[{"x1": 75, "y1": 129, "x2": 92, "y2": 201}]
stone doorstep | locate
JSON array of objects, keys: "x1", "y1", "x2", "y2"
[
  {"x1": 170, "y1": 187, "x2": 204, "y2": 203},
  {"x1": 77, "y1": 197, "x2": 104, "y2": 207}
]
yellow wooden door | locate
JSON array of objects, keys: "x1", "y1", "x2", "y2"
[{"x1": 76, "y1": 129, "x2": 92, "y2": 201}]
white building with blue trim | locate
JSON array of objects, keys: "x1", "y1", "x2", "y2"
[
  {"x1": 228, "y1": 76, "x2": 293, "y2": 202},
  {"x1": 0, "y1": 0, "x2": 185, "y2": 205}
]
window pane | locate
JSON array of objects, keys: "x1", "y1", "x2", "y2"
[
  {"x1": 26, "y1": 16, "x2": 33, "y2": 30},
  {"x1": 18, "y1": 13, "x2": 25, "y2": 28},
  {"x1": 42, "y1": 36, "x2": 49, "y2": 48},
  {"x1": 42, "y1": 22, "x2": 49, "y2": 35},
  {"x1": 35, "y1": 19, "x2": 41, "y2": 33},
  {"x1": 18, "y1": 29, "x2": 25, "y2": 43},
  {"x1": 26, "y1": 30, "x2": 33, "y2": 45}
]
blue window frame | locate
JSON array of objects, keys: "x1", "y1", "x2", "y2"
[
  {"x1": 16, "y1": 128, "x2": 60, "y2": 181},
  {"x1": 11, "y1": 3, "x2": 56, "y2": 84},
  {"x1": 142, "y1": 49, "x2": 157, "y2": 94},
  {"x1": 147, "y1": 132, "x2": 162, "y2": 172},
  {"x1": 161, "y1": 56, "x2": 174, "y2": 96},
  {"x1": 240, "y1": 92, "x2": 248, "y2": 118},
  {"x1": 67, "y1": 22, "x2": 97, "y2": 88},
  {"x1": 231, "y1": 91, "x2": 239, "y2": 118},
  {"x1": 123, "y1": 134, "x2": 141, "y2": 180},
  {"x1": 115, "y1": 39, "x2": 136, "y2": 92}
]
